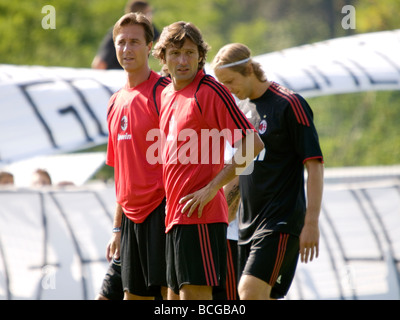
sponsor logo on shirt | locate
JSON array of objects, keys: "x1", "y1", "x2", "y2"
[{"x1": 118, "y1": 133, "x2": 132, "y2": 141}]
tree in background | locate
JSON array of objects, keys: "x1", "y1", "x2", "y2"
[{"x1": 2, "y1": 0, "x2": 400, "y2": 67}]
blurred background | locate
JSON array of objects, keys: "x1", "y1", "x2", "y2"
[
  {"x1": 1, "y1": 0, "x2": 399, "y2": 173},
  {"x1": 0, "y1": 0, "x2": 399, "y2": 300}
]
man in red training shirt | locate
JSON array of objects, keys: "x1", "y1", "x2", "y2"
[
  {"x1": 102, "y1": 12, "x2": 170, "y2": 300},
  {"x1": 152, "y1": 21, "x2": 264, "y2": 300}
]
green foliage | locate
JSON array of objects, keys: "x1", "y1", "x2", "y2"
[
  {"x1": 0, "y1": 0, "x2": 128, "y2": 67},
  {"x1": 356, "y1": 0, "x2": 400, "y2": 32},
  {"x1": 310, "y1": 91, "x2": 400, "y2": 167},
  {"x1": 2, "y1": 0, "x2": 400, "y2": 66}
]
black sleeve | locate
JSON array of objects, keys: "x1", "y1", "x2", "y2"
[
  {"x1": 286, "y1": 94, "x2": 323, "y2": 163},
  {"x1": 96, "y1": 28, "x2": 122, "y2": 70}
]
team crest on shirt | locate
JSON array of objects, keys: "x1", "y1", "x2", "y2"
[
  {"x1": 121, "y1": 115, "x2": 128, "y2": 131},
  {"x1": 118, "y1": 115, "x2": 132, "y2": 141},
  {"x1": 258, "y1": 119, "x2": 267, "y2": 134}
]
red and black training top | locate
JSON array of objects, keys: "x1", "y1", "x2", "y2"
[
  {"x1": 106, "y1": 71, "x2": 170, "y2": 223},
  {"x1": 159, "y1": 69, "x2": 255, "y2": 233},
  {"x1": 238, "y1": 82, "x2": 323, "y2": 244}
]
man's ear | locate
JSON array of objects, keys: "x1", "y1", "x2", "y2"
[
  {"x1": 247, "y1": 63, "x2": 254, "y2": 75},
  {"x1": 161, "y1": 52, "x2": 166, "y2": 65}
]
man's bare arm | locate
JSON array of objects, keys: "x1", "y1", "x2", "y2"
[
  {"x1": 299, "y1": 159, "x2": 324, "y2": 263},
  {"x1": 106, "y1": 202, "x2": 123, "y2": 262},
  {"x1": 180, "y1": 131, "x2": 264, "y2": 218},
  {"x1": 224, "y1": 176, "x2": 240, "y2": 223}
]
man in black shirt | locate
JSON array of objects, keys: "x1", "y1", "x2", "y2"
[
  {"x1": 212, "y1": 43, "x2": 324, "y2": 300},
  {"x1": 92, "y1": 1, "x2": 159, "y2": 70}
]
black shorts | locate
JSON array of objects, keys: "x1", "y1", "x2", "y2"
[
  {"x1": 120, "y1": 199, "x2": 166, "y2": 297},
  {"x1": 98, "y1": 258, "x2": 124, "y2": 300},
  {"x1": 213, "y1": 239, "x2": 239, "y2": 300},
  {"x1": 238, "y1": 232, "x2": 299, "y2": 299},
  {"x1": 166, "y1": 223, "x2": 227, "y2": 295}
]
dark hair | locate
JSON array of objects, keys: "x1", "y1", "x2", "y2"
[
  {"x1": 0, "y1": 171, "x2": 14, "y2": 184},
  {"x1": 33, "y1": 169, "x2": 52, "y2": 185},
  {"x1": 125, "y1": 0, "x2": 150, "y2": 14},
  {"x1": 113, "y1": 12, "x2": 154, "y2": 44},
  {"x1": 152, "y1": 21, "x2": 210, "y2": 71}
]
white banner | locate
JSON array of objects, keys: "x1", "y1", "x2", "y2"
[
  {"x1": 0, "y1": 183, "x2": 116, "y2": 300},
  {"x1": 253, "y1": 29, "x2": 400, "y2": 98},
  {"x1": 1, "y1": 29, "x2": 400, "y2": 164},
  {"x1": 0, "y1": 176, "x2": 399, "y2": 300},
  {"x1": 0, "y1": 66, "x2": 125, "y2": 164}
]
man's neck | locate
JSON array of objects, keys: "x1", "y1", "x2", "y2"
[
  {"x1": 172, "y1": 70, "x2": 201, "y2": 91},
  {"x1": 126, "y1": 66, "x2": 151, "y2": 88},
  {"x1": 249, "y1": 80, "x2": 271, "y2": 100}
]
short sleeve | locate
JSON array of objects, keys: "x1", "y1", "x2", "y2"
[
  {"x1": 105, "y1": 93, "x2": 118, "y2": 167},
  {"x1": 195, "y1": 76, "x2": 255, "y2": 146},
  {"x1": 286, "y1": 94, "x2": 323, "y2": 163}
]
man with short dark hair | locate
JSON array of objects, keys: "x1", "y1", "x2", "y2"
[
  {"x1": 98, "y1": 12, "x2": 170, "y2": 301},
  {"x1": 152, "y1": 21, "x2": 264, "y2": 300}
]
